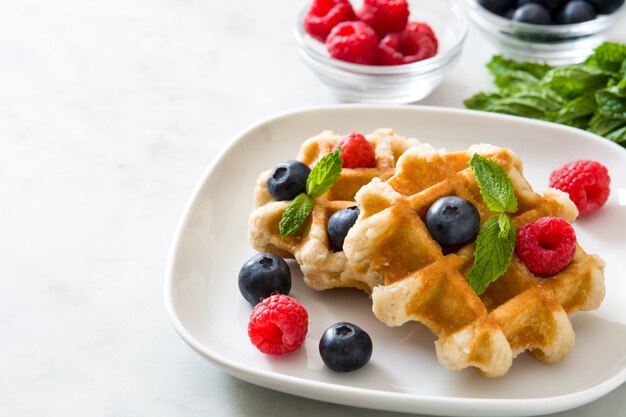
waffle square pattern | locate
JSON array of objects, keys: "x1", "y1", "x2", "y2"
[
  {"x1": 343, "y1": 143, "x2": 605, "y2": 377},
  {"x1": 248, "y1": 129, "x2": 421, "y2": 291}
]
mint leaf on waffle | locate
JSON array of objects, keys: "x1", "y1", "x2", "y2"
[
  {"x1": 468, "y1": 213, "x2": 516, "y2": 296},
  {"x1": 306, "y1": 148, "x2": 343, "y2": 199},
  {"x1": 279, "y1": 148, "x2": 343, "y2": 237},
  {"x1": 279, "y1": 193, "x2": 314, "y2": 238},
  {"x1": 468, "y1": 154, "x2": 519, "y2": 295},
  {"x1": 469, "y1": 153, "x2": 518, "y2": 214}
]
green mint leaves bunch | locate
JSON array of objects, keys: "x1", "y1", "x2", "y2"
[
  {"x1": 467, "y1": 154, "x2": 518, "y2": 295},
  {"x1": 278, "y1": 148, "x2": 343, "y2": 238},
  {"x1": 464, "y1": 42, "x2": 626, "y2": 148}
]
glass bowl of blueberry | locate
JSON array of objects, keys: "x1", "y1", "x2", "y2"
[
  {"x1": 294, "y1": 0, "x2": 468, "y2": 104},
  {"x1": 466, "y1": 0, "x2": 626, "y2": 64}
]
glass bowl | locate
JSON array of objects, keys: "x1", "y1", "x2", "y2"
[
  {"x1": 465, "y1": 0, "x2": 626, "y2": 65},
  {"x1": 294, "y1": 0, "x2": 468, "y2": 104}
]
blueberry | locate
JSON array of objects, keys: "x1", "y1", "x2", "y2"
[
  {"x1": 587, "y1": 0, "x2": 624, "y2": 14},
  {"x1": 266, "y1": 160, "x2": 311, "y2": 201},
  {"x1": 319, "y1": 322, "x2": 373, "y2": 372},
  {"x1": 425, "y1": 196, "x2": 480, "y2": 247},
  {"x1": 327, "y1": 206, "x2": 360, "y2": 252},
  {"x1": 238, "y1": 253, "x2": 291, "y2": 306},
  {"x1": 512, "y1": 3, "x2": 552, "y2": 23},
  {"x1": 478, "y1": 0, "x2": 516, "y2": 15},
  {"x1": 557, "y1": 1, "x2": 597, "y2": 22},
  {"x1": 516, "y1": 0, "x2": 565, "y2": 12}
]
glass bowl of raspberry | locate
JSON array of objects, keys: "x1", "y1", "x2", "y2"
[
  {"x1": 294, "y1": 0, "x2": 468, "y2": 104},
  {"x1": 465, "y1": 0, "x2": 626, "y2": 65}
]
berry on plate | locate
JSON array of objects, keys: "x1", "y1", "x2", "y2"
[
  {"x1": 357, "y1": 0, "x2": 409, "y2": 38},
  {"x1": 304, "y1": 0, "x2": 357, "y2": 42},
  {"x1": 378, "y1": 25, "x2": 438, "y2": 65},
  {"x1": 248, "y1": 294, "x2": 308, "y2": 355},
  {"x1": 325, "y1": 21, "x2": 379, "y2": 65},
  {"x1": 327, "y1": 206, "x2": 360, "y2": 252},
  {"x1": 425, "y1": 196, "x2": 480, "y2": 247},
  {"x1": 238, "y1": 253, "x2": 291, "y2": 306},
  {"x1": 331, "y1": 132, "x2": 376, "y2": 168},
  {"x1": 319, "y1": 322, "x2": 373, "y2": 372},
  {"x1": 516, "y1": 217, "x2": 577, "y2": 276},
  {"x1": 549, "y1": 160, "x2": 610, "y2": 217},
  {"x1": 266, "y1": 160, "x2": 311, "y2": 201}
]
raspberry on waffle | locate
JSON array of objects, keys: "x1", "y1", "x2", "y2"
[
  {"x1": 343, "y1": 144, "x2": 605, "y2": 377},
  {"x1": 248, "y1": 129, "x2": 422, "y2": 291}
]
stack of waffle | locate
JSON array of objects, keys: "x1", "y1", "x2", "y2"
[
  {"x1": 248, "y1": 132, "x2": 605, "y2": 377},
  {"x1": 248, "y1": 129, "x2": 422, "y2": 291},
  {"x1": 343, "y1": 143, "x2": 605, "y2": 376}
]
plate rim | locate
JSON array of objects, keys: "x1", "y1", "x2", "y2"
[{"x1": 164, "y1": 104, "x2": 626, "y2": 416}]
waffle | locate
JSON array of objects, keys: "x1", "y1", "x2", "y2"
[
  {"x1": 248, "y1": 129, "x2": 423, "y2": 291},
  {"x1": 343, "y1": 143, "x2": 606, "y2": 377}
]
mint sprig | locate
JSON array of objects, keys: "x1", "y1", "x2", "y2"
[
  {"x1": 279, "y1": 148, "x2": 343, "y2": 238},
  {"x1": 468, "y1": 153, "x2": 517, "y2": 213},
  {"x1": 306, "y1": 148, "x2": 343, "y2": 199},
  {"x1": 467, "y1": 154, "x2": 518, "y2": 295},
  {"x1": 278, "y1": 193, "x2": 314, "y2": 237},
  {"x1": 468, "y1": 214, "x2": 516, "y2": 295}
]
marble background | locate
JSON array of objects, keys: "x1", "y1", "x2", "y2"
[{"x1": 1, "y1": 0, "x2": 624, "y2": 416}]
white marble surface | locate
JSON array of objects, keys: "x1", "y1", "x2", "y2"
[{"x1": 1, "y1": 0, "x2": 625, "y2": 416}]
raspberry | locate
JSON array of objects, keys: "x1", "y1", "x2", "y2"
[
  {"x1": 304, "y1": 0, "x2": 357, "y2": 42},
  {"x1": 332, "y1": 132, "x2": 376, "y2": 168},
  {"x1": 378, "y1": 28, "x2": 438, "y2": 65},
  {"x1": 516, "y1": 217, "x2": 577, "y2": 276},
  {"x1": 549, "y1": 160, "x2": 611, "y2": 217},
  {"x1": 406, "y1": 21, "x2": 437, "y2": 40},
  {"x1": 325, "y1": 21, "x2": 379, "y2": 65},
  {"x1": 248, "y1": 294, "x2": 308, "y2": 355},
  {"x1": 357, "y1": 0, "x2": 409, "y2": 38}
]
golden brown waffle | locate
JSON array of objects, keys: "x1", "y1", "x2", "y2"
[
  {"x1": 343, "y1": 143, "x2": 605, "y2": 377},
  {"x1": 248, "y1": 129, "x2": 423, "y2": 291}
]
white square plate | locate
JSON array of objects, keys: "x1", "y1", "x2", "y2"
[{"x1": 165, "y1": 106, "x2": 626, "y2": 416}]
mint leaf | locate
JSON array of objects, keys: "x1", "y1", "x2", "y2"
[
  {"x1": 587, "y1": 42, "x2": 626, "y2": 74},
  {"x1": 494, "y1": 70, "x2": 542, "y2": 91},
  {"x1": 497, "y1": 212, "x2": 510, "y2": 239},
  {"x1": 467, "y1": 156, "x2": 519, "y2": 295},
  {"x1": 541, "y1": 65, "x2": 609, "y2": 99},
  {"x1": 468, "y1": 214, "x2": 516, "y2": 295},
  {"x1": 513, "y1": 87, "x2": 565, "y2": 109},
  {"x1": 485, "y1": 98, "x2": 547, "y2": 119},
  {"x1": 306, "y1": 148, "x2": 343, "y2": 199},
  {"x1": 552, "y1": 95, "x2": 597, "y2": 126},
  {"x1": 588, "y1": 112, "x2": 626, "y2": 136},
  {"x1": 485, "y1": 88, "x2": 564, "y2": 119},
  {"x1": 487, "y1": 55, "x2": 551, "y2": 88},
  {"x1": 279, "y1": 193, "x2": 314, "y2": 238},
  {"x1": 596, "y1": 85, "x2": 626, "y2": 120},
  {"x1": 278, "y1": 148, "x2": 344, "y2": 237},
  {"x1": 468, "y1": 154, "x2": 518, "y2": 214},
  {"x1": 464, "y1": 92, "x2": 503, "y2": 110},
  {"x1": 467, "y1": 87, "x2": 564, "y2": 120}
]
